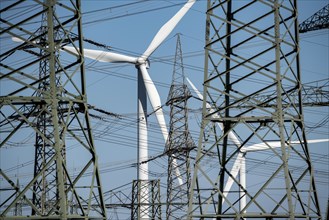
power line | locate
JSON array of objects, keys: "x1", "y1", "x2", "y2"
[{"x1": 83, "y1": 2, "x2": 186, "y2": 26}]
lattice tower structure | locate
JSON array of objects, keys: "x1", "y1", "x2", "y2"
[
  {"x1": 188, "y1": 0, "x2": 322, "y2": 219},
  {"x1": 13, "y1": 179, "x2": 23, "y2": 216},
  {"x1": 299, "y1": 4, "x2": 329, "y2": 33},
  {"x1": 131, "y1": 180, "x2": 161, "y2": 219},
  {"x1": 165, "y1": 34, "x2": 195, "y2": 220},
  {"x1": 240, "y1": 79, "x2": 329, "y2": 108},
  {"x1": 0, "y1": 0, "x2": 107, "y2": 219},
  {"x1": 31, "y1": 7, "x2": 62, "y2": 215}
]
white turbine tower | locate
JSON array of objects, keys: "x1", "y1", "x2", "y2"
[
  {"x1": 63, "y1": 1, "x2": 195, "y2": 218},
  {"x1": 186, "y1": 77, "x2": 329, "y2": 217}
]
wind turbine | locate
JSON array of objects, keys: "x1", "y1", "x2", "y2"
[
  {"x1": 64, "y1": 1, "x2": 195, "y2": 218},
  {"x1": 186, "y1": 77, "x2": 329, "y2": 217},
  {"x1": 63, "y1": 0, "x2": 195, "y2": 174}
]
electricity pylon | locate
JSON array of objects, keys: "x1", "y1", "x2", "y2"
[
  {"x1": 299, "y1": 4, "x2": 329, "y2": 33},
  {"x1": 30, "y1": 8, "x2": 62, "y2": 215},
  {"x1": 131, "y1": 179, "x2": 161, "y2": 219},
  {"x1": 188, "y1": 0, "x2": 322, "y2": 219},
  {"x1": 0, "y1": 1, "x2": 106, "y2": 219},
  {"x1": 166, "y1": 34, "x2": 195, "y2": 219}
]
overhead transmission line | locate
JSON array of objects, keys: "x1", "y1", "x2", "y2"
[{"x1": 83, "y1": 1, "x2": 186, "y2": 26}]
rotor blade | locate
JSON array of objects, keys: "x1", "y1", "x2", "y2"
[
  {"x1": 141, "y1": 0, "x2": 196, "y2": 60},
  {"x1": 139, "y1": 64, "x2": 168, "y2": 141},
  {"x1": 12, "y1": 36, "x2": 40, "y2": 48},
  {"x1": 12, "y1": 37, "x2": 39, "y2": 44},
  {"x1": 187, "y1": 77, "x2": 247, "y2": 199},
  {"x1": 62, "y1": 46, "x2": 137, "y2": 63},
  {"x1": 12, "y1": 37, "x2": 27, "y2": 43},
  {"x1": 239, "y1": 155, "x2": 246, "y2": 212},
  {"x1": 222, "y1": 152, "x2": 244, "y2": 203},
  {"x1": 244, "y1": 139, "x2": 329, "y2": 152},
  {"x1": 139, "y1": 64, "x2": 183, "y2": 186},
  {"x1": 186, "y1": 77, "x2": 241, "y2": 147}
]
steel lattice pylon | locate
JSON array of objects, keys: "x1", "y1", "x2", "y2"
[
  {"x1": 299, "y1": 4, "x2": 329, "y2": 33},
  {"x1": 166, "y1": 34, "x2": 195, "y2": 219},
  {"x1": 0, "y1": 0, "x2": 107, "y2": 219},
  {"x1": 31, "y1": 9, "x2": 62, "y2": 215},
  {"x1": 188, "y1": 0, "x2": 322, "y2": 219},
  {"x1": 131, "y1": 180, "x2": 161, "y2": 220}
]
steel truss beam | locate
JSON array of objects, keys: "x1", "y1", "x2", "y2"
[
  {"x1": 299, "y1": 4, "x2": 329, "y2": 33},
  {"x1": 188, "y1": 0, "x2": 322, "y2": 219},
  {"x1": 0, "y1": 0, "x2": 107, "y2": 219}
]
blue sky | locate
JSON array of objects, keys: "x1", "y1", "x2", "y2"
[{"x1": 1, "y1": 0, "x2": 328, "y2": 218}]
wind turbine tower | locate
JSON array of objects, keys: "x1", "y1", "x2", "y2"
[
  {"x1": 188, "y1": 0, "x2": 322, "y2": 219},
  {"x1": 0, "y1": 1, "x2": 106, "y2": 219},
  {"x1": 166, "y1": 34, "x2": 195, "y2": 219}
]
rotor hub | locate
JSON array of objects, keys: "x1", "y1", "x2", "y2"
[{"x1": 136, "y1": 57, "x2": 150, "y2": 68}]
